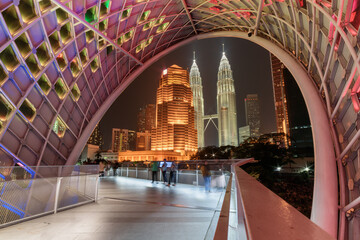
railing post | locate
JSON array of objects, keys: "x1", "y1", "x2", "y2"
[
  {"x1": 54, "y1": 177, "x2": 63, "y2": 214},
  {"x1": 95, "y1": 175, "x2": 99, "y2": 202},
  {"x1": 196, "y1": 164, "x2": 199, "y2": 186},
  {"x1": 120, "y1": 167, "x2": 122, "y2": 176},
  {"x1": 136, "y1": 167, "x2": 138, "y2": 178},
  {"x1": 127, "y1": 166, "x2": 129, "y2": 177}
]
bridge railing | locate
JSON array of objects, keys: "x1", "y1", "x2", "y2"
[
  {"x1": 213, "y1": 159, "x2": 335, "y2": 240},
  {"x1": 103, "y1": 160, "x2": 237, "y2": 187},
  {"x1": 0, "y1": 165, "x2": 99, "y2": 227}
]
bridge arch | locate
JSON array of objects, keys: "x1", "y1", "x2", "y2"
[
  {"x1": 0, "y1": 0, "x2": 359, "y2": 238},
  {"x1": 69, "y1": 32, "x2": 338, "y2": 237}
]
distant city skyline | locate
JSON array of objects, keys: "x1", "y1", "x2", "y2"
[{"x1": 100, "y1": 38, "x2": 277, "y2": 149}]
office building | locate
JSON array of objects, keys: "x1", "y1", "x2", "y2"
[
  {"x1": 151, "y1": 65, "x2": 197, "y2": 155},
  {"x1": 190, "y1": 52, "x2": 205, "y2": 148},
  {"x1": 137, "y1": 104, "x2": 156, "y2": 132},
  {"x1": 239, "y1": 125, "x2": 250, "y2": 143},
  {"x1": 245, "y1": 94, "x2": 261, "y2": 137},
  {"x1": 111, "y1": 128, "x2": 136, "y2": 152},
  {"x1": 270, "y1": 54, "x2": 290, "y2": 147},
  {"x1": 217, "y1": 48, "x2": 238, "y2": 146}
]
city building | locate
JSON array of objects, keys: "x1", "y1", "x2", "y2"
[
  {"x1": 137, "y1": 104, "x2": 156, "y2": 132},
  {"x1": 217, "y1": 48, "x2": 238, "y2": 146},
  {"x1": 78, "y1": 144, "x2": 100, "y2": 163},
  {"x1": 190, "y1": 52, "x2": 205, "y2": 148},
  {"x1": 245, "y1": 94, "x2": 261, "y2": 137},
  {"x1": 118, "y1": 150, "x2": 184, "y2": 162},
  {"x1": 101, "y1": 152, "x2": 119, "y2": 162},
  {"x1": 239, "y1": 125, "x2": 250, "y2": 143},
  {"x1": 151, "y1": 65, "x2": 198, "y2": 156},
  {"x1": 87, "y1": 123, "x2": 104, "y2": 149},
  {"x1": 283, "y1": 68, "x2": 313, "y2": 150},
  {"x1": 136, "y1": 131, "x2": 151, "y2": 151},
  {"x1": 270, "y1": 54, "x2": 291, "y2": 147},
  {"x1": 111, "y1": 128, "x2": 136, "y2": 152}
]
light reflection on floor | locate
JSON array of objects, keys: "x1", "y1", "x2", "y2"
[{"x1": 0, "y1": 176, "x2": 225, "y2": 240}]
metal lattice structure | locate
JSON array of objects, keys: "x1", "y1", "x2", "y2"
[{"x1": 0, "y1": 0, "x2": 359, "y2": 238}]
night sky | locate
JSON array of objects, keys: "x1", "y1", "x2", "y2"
[{"x1": 100, "y1": 37, "x2": 277, "y2": 149}]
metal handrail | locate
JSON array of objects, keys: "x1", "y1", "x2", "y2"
[
  {"x1": 0, "y1": 166, "x2": 99, "y2": 227},
  {"x1": 226, "y1": 160, "x2": 335, "y2": 240}
]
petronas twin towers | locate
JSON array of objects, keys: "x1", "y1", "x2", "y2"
[{"x1": 190, "y1": 48, "x2": 238, "y2": 147}]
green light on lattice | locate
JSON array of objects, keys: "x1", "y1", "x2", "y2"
[{"x1": 85, "y1": 6, "x2": 97, "y2": 23}]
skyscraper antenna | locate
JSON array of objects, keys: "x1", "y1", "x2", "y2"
[
  {"x1": 222, "y1": 43, "x2": 225, "y2": 55},
  {"x1": 193, "y1": 51, "x2": 195, "y2": 60}
]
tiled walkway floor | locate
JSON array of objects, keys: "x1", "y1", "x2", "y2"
[{"x1": 0, "y1": 177, "x2": 224, "y2": 240}]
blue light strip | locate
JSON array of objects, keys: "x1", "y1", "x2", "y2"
[
  {"x1": 0, "y1": 144, "x2": 36, "y2": 178},
  {"x1": 0, "y1": 199, "x2": 25, "y2": 218},
  {"x1": 0, "y1": 182, "x2": 6, "y2": 196}
]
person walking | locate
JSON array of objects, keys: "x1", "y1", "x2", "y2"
[
  {"x1": 151, "y1": 161, "x2": 159, "y2": 183},
  {"x1": 168, "y1": 162, "x2": 178, "y2": 186},
  {"x1": 161, "y1": 159, "x2": 168, "y2": 184},
  {"x1": 201, "y1": 161, "x2": 211, "y2": 192}
]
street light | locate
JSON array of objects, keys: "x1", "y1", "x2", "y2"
[{"x1": 276, "y1": 167, "x2": 281, "y2": 171}]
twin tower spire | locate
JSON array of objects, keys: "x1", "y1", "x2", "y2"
[{"x1": 190, "y1": 47, "x2": 238, "y2": 147}]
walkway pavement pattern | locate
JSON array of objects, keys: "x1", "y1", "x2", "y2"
[{"x1": 0, "y1": 177, "x2": 225, "y2": 240}]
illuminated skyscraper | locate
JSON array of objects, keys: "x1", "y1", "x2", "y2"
[
  {"x1": 112, "y1": 128, "x2": 136, "y2": 152},
  {"x1": 190, "y1": 53, "x2": 205, "y2": 148},
  {"x1": 151, "y1": 65, "x2": 197, "y2": 154},
  {"x1": 270, "y1": 54, "x2": 290, "y2": 146},
  {"x1": 217, "y1": 48, "x2": 238, "y2": 146},
  {"x1": 245, "y1": 94, "x2": 261, "y2": 137},
  {"x1": 87, "y1": 123, "x2": 104, "y2": 149}
]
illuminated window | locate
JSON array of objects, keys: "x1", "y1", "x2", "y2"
[
  {"x1": 70, "y1": 57, "x2": 81, "y2": 77},
  {"x1": 0, "y1": 64, "x2": 7, "y2": 85},
  {"x1": 0, "y1": 45, "x2": 20, "y2": 72},
  {"x1": 85, "y1": 6, "x2": 98, "y2": 23},
  {"x1": 53, "y1": 117, "x2": 67, "y2": 138},
  {"x1": 79, "y1": 48, "x2": 88, "y2": 65},
  {"x1": 107, "y1": 45, "x2": 114, "y2": 55},
  {"x1": 139, "y1": 10, "x2": 151, "y2": 23},
  {"x1": 18, "y1": 0, "x2": 37, "y2": 23},
  {"x1": 90, "y1": 56, "x2": 99, "y2": 72},
  {"x1": 121, "y1": 6, "x2": 132, "y2": 20},
  {"x1": 71, "y1": 83, "x2": 81, "y2": 101},
  {"x1": 156, "y1": 22, "x2": 169, "y2": 33},
  {"x1": 85, "y1": 30, "x2": 95, "y2": 42},
  {"x1": 99, "y1": 19, "x2": 108, "y2": 31},
  {"x1": 56, "y1": 8, "x2": 68, "y2": 24},
  {"x1": 154, "y1": 16, "x2": 165, "y2": 26},
  {"x1": 143, "y1": 19, "x2": 155, "y2": 31},
  {"x1": 36, "y1": 42, "x2": 51, "y2": 67},
  {"x1": 0, "y1": 93, "x2": 14, "y2": 122},
  {"x1": 100, "y1": 0, "x2": 111, "y2": 16},
  {"x1": 117, "y1": 35, "x2": 124, "y2": 45},
  {"x1": 145, "y1": 36, "x2": 153, "y2": 47},
  {"x1": 38, "y1": 74, "x2": 51, "y2": 95},
  {"x1": 19, "y1": 98, "x2": 36, "y2": 122},
  {"x1": 123, "y1": 28, "x2": 134, "y2": 42},
  {"x1": 54, "y1": 78, "x2": 68, "y2": 99},
  {"x1": 136, "y1": 40, "x2": 146, "y2": 53},
  {"x1": 56, "y1": 53, "x2": 67, "y2": 71}
]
